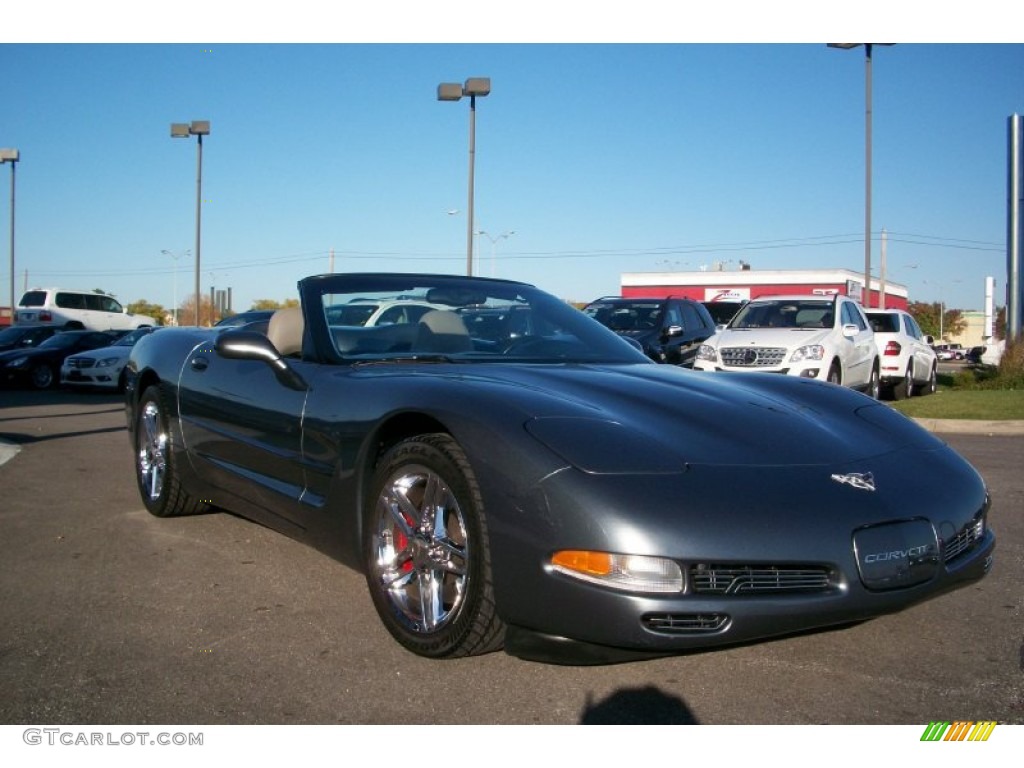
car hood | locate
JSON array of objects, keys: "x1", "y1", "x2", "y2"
[
  {"x1": 65, "y1": 347, "x2": 125, "y2": 361},
  {"x1": 709, "y1": 327, "x2": 831, "y2": 348},
  {"x1": 382, "y1": 362, "x2": 944, "y2": 470},
  {"x1": 0, "y1": 346, "x2": 60, "y2": 363}
]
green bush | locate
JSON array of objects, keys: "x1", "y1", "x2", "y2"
[
  {"x1": 954, "y1": 338, "x2": 1023, "y2": 390},
  {"x1": 997, "y1": 337, "x2": 1024, "y2": 384}
]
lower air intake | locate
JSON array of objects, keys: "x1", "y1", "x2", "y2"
[{"x1": 642, "y1": 613, "x2": 729, "y2": 635}]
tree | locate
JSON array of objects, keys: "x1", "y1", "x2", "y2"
[
  {"x1": 177, "y1": 293, "x2": 218, "y2": 326},
  {"x1": 907, "y1": 301, "x2": 966, "y2": 342},
  {"x1": 126, "y1": 300, "x2": 167, "y2": 325},
  {"x1": 250, "y1": 298, "x2": 299, "y2": 310}
]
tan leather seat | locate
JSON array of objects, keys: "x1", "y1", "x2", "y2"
[
  {"x1": 267, "y1": 307, "x2": 304, "y2": 357},
  {"x1": 414, "y1": 310, "x2": 472, "y2": 353}
]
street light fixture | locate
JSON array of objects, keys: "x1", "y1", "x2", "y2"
[
  {"x1": 475, "y1": 229, "x2": 515, "y2": 277},
  {"x1": 828, "y1": 43, "x2": 894, "y2": 308},
  {"x1": 1, "y1": 148, "x2": 18, "y2": 327},
  {"x1": 170, "y1": 120, "x2": 210, "y2": 325},
  {"x1": 438, "y1": 77, "x2": 491, "y2": 276},
  {"x1": 161, "y1": 249, "x2": 190, "y2": 326}
]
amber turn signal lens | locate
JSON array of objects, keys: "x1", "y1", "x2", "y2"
[{"x1": 550, "y1": 550, "x2": 684, "y2": 593}]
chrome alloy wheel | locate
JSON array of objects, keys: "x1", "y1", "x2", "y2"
[
  {"x1": 137, "y1": 400, "x2": 168, "y2": 502},
  {"x1": 371, "y1": 465, "x2": 469, "y2": 634}
]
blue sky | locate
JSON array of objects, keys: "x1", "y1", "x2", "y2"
[{"x1": 1, "y1": 8, "x2": 1021, "y2": 313}]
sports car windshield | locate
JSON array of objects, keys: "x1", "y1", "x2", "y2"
[{"x1": 311, "y1": 274, "x2": 648, "y2": 364}]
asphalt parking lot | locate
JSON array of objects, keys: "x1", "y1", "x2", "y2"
[{"x1": 0, "y1": 389, "x2": 1021, "y2": 725}]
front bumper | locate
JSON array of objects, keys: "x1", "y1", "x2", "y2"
[
  {"x1": 489, "y1": 444, "x2": 994, "y2": 665},
  {"x1": 693, "y1": 360, "x2": 826, "y2": 379},
  {"x1": 1, "y1": 367, "x2": 32, "y2": 386},
  {"x1": 61, "y1": 357, "x2": 125, "y2": 389},
  {"x1": 503, "y1": 530, "x2": 994, "y2": 664},
  {"x1": 61, "y1": 368, "x2": 120, "y2": 388}
]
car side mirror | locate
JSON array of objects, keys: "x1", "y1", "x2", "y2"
[
  {"x1": 214, "y1": 331, "x2": 308, "y2": 391},
  {"x1": 925, "y1": 335, "x2": 935, "y2": 345},
  {"x1": 663, "y1": 324, "x2": 683, "y2": 339},
  {"x1": 842, "y1": 323, "x2": 860, "y2": 339}
]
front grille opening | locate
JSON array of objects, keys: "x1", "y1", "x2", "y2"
[
  {"x1": 690, "y1": 564, "x2": 837, "y2": 595},
  {"x1": 943, "y1": 512, "x2": 987, "y2": 563},
  {"x1": 720, "y1": 346, "x2": 787, "y2": 367},
  {"x1": 642, "y1": 612, "x2": 729, "y2": 635}
]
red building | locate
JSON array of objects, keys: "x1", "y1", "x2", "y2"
[{"x1": 621, "y1": 268, "x2": 908, "y2": 310}]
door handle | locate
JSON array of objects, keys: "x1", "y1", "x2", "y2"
[{"x1": 190, "y1": 356, "x2": 209, "y2": 372}]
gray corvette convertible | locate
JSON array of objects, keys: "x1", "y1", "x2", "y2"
[{"x1": 124, "y1": 273, "x2": 995, "y2": 664}]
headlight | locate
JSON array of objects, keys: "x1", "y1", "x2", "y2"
[
  {"x1": 95, "y1": 357, "x2": 120, "y2": 368},
  {"x1": 696, "y1": 344, "x2": 718, "y2": 363},
  {"x1": 790, "y1": 344, "x2": 825, "y2": 363},
  {"x1": 550, "y1": 550, "x2": 684, "y2": 593},
  {"x1": 7, "y1": 355, "x2": 29, "y2": 368}
]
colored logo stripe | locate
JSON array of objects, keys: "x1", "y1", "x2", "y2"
[{"x1": 920, "y1": 721, "x2": 997, "y2": 742}]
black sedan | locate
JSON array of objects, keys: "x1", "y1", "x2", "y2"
[
  {"x1": 0, "y1": 324, "x2": 60, "y2": 352},
  {"x1": 124, "y1": 273, "x2": 995, "y2": 664},
  {"x1": 0, "y1": 330, "x2": 121, "y2": 389}
]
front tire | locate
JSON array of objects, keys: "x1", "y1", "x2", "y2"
[
  {"x1": 29, "y1": 365, "x2": 56, "y2": 390},
  {"x1": 135, "y1": 385, "x2": 206, "y2": 518},
  {"x1": 865, "y1": 362, "x2": 880, "y2": 400},
  {"x1": 365, "y1": 433, "x2": 505, "y2": 658}
]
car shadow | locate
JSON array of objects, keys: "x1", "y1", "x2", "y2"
[
  {"x1": 579, "y1": 685, "x2": 700, "y2": 724},
  {"x1": 0, "y1": 388, "x2": 125, "y2": 409},
  {"x1": 0, "y1": 425, "x2": 126, "y2": 445}
]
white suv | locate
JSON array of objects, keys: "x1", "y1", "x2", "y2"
[
  {"x1": 865, "y1": 309, "x2": 937, "y2": 400},
  {"x1": 694, "y1": 294, "x2": 880, "y2": 397},
  {"x1": 15, "y1": 288, "x2": 153, "y2": 332}
]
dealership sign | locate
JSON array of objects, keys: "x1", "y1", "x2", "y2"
[{"x1": 704, "y1": 288, "x2": 750, "y2": 302}]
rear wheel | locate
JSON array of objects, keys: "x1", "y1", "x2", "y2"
[
  {"x1": 892, "y1": 364, "x2": 913, "y2": 400},
  {"x1": 920, "y1": 364, "x2": 937, "y2": 396},
  {"x1": 135, "y1": 385, "x2": 206, "y2": 518},
  {"x1": 364, "y1": 433, "x2": 505, "y2": 658}
]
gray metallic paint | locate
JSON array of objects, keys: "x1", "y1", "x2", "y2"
[{"x1": 124, "y1": 274, "x2": 994, "y2": 664}]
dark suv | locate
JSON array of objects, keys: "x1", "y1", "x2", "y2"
[{"x1": 582, "y1": 296, "x2": 717, "y2": 366}]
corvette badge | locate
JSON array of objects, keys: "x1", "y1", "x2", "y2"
[{"x1": 831, "y1": 472, "x2": 876, "y2": 491}]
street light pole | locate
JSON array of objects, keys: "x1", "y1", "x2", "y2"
[
  {"x1": 0, "y1": 148, "x2": 18, "y2": 326},
  {"x1": 829, "y1": 43, "x2": 893, "y2": 308},
  {"x1": 171, "y1": 120, "x2": 210, "y2": 325},
  {"x1": 161, "y1": 249, "x2": 190, "y2": 326},
  {"x1": 475, "y1": 229, "x2": 515, "y2": 277},
  {"x1": 438, "y1": 78, "x2": 491, "y2": 276}
]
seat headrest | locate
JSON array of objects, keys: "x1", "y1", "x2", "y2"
[{"x1": 267, "y1": 307, "x2": 304, "y2": 357}]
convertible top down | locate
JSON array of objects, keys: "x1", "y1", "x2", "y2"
[{"x1": 125, "y1": 273, "x2": 994, "y2": 664}]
